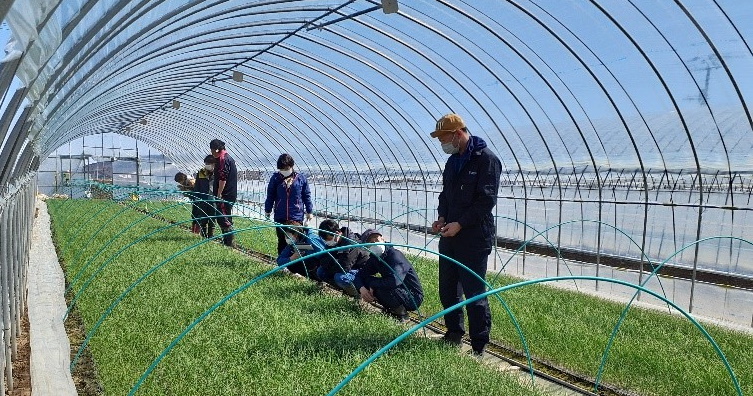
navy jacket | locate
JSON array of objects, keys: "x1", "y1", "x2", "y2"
[
  {"x1": 318, "y1": 230, "x2": 370, "y2": 276},
  {"x1": 213, "y1": 151, "x2": 237, "y2": 202},
  {"x1": 438, "y1": 135, "x2": 501, "y2": 250},
  {"x1": 355, "y1": 246, "x2": 424, "y2": 308},
  {"x1": 264, "y1": 171, "x2": 313, "y2": 223}
]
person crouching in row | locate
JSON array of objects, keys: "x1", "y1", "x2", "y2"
[
  {"x1": 315, "y1": 220, "x2": 369, "y2": 297},
  {"x1": 354, "y1": 229, "x2": 424, "y2": 321},
  {"x1": 276, "y1": 221, "x2": 325, "y2": 278}
]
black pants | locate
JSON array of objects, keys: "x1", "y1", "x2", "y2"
[
  {"x1": 275, "y1": 226, "x2": 287, "y2": 254},
  {"x1": 438, "y1": 237, "x2": 492, "y2": 351},
  {"x1": 216, "y1": 201, "x2": 234, "y2": 246},
  {"x1": 354, "y1": 277, "x2": 423, "y2": 311},
  {"x1": 192, "y1": 202, "x2": 215, "y2": 238}
]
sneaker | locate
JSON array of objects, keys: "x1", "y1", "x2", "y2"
[
  {"x1": 342, "y1": 284, "x2": 359, "y2": 298},
  {"x1": 389, "y1": 305, "x2": 407, "y2": 317},
  {"x1": 383, "y1": 305, "x2": 409, "y2": 322},
  {"x1": 440, "y1": 332, "x2": 463, "y2": 346},
  {"x1": 469, "y1": 349, "x2": 484, "y2": 362}
]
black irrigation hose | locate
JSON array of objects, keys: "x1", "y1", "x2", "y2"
[{"x1": 134, "y1": 204, "x2": 638, "y2": 396}]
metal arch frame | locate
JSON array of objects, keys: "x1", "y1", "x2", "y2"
[
  {"x1": 379, "y1": 4, "x2": 579, "y2": 176},
  {"x1": 41, "y1": 19, "x2": 318, "y2": 148},
  {"x1": 495, "y1": 0, "x2": 655, "y2": 287},
  {"x1": 199, "y1": 78, "x2": 371, "y2": 186},
  {"x1": 98, "y1": 19, "x2": 307, "y2": 81},
  {"x1": 583, "y1": 0, "x2": 704, "y2": 310},
  {"x1": 126, "y1": 104, "x2": 272, "y2": 173},
  {"x1": 240, "y1": 61, "x2": 399, "y2": 182},
  {"x1": 274, "y1": 37, "x2": 430, "y2": 178},
  {"x1": 35, "y1": 0, "x2": 212, "y2": 109},
  {"x1": 171, "y1": 94, "x2": 294, "y2": 171},
  {"x1": 42, "y1": 60, "x2": 243, "y2": 141},
  {"x1": 673, "y1": 1, "x2": 752, "y2": 131},
  {"x1": 623, "y1": 0, "x2": 734, "y2": 225},
  {"x1": 0, "y1": 57, "x2": 21, "y2": 122},
  {"x1": 200, "y1": 81, "x2": 337, "y2": 178},
  {"x1": 128, "y1": 99, "x2": 268, "y2": 165},
  {"x1": 138, "y1": 97, "x2": 282, "y2": 169},
  {"x1": 33, "y1": 2, "x2": 362, "y2": 155},
  {"x1": 264, "y1": 47, "x2": 414, "y2": 192},
  {"x1": 191, "y1": 83, "x2": 338, "y2": 178},
  {"x1": 358, "y1": 4, "x2": 539, "y2": 174},
  {"x1": 330, "y1": 17, "x2": 534, "y2": 174},
  {"x1": 516, "y1": 0, "x2": 673, "y2": 281},
  {"x1": 0, "y1": 89, "x2": 30, "y2": 187},
  {"x1": 107, "y1": 1, "x2": 361, "y2": 143},
  {"x1": 316, "y1": 6, "x2": 537, "y2": 213},
  {"x1": 170, "y1": 84, "x2": 335, "y2": 176},
  {"x1": 36, "y1": 4, "x2": 284, "y2": 134},
  {"x1": 350, "y1": 2, "x2": 615, "y2": 271}
]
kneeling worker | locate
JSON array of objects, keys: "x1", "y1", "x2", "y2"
[{"x1": 354, "y1": 229, "x2": 424, "y2": 321}]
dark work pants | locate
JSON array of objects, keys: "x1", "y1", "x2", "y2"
[
  {"x1": 438, "y1": 238, "x2": 492, "y2": 351},
  {"x1": 216, "y1": 201, "x2": 234, "y2": 246},
  {"x1": 275, "y1": 226, "x2": 287, "y2": 254},
  {"x1": 353, "y1": 277, "x2": 422, "y2": 311}
]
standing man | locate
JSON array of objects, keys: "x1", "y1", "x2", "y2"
[
  {"x1": 430, "y1": 113, "x2": 501, "y2": 356},
  {"x1": 210, "y1": 139, "x2": 238, "y2": 247}
]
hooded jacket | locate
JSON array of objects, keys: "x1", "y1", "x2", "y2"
[
  {"x1": 437, "y1": 135, "x2": 502, "y2": 250},
  {"x1": 264, "y1": 171, "x2": 313, "y2": 223}
]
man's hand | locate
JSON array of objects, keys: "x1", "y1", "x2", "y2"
[
  {"x1": 360, "y1": 286, "x2": 375, "y2": 302},
  {"x1": 431, "y1": 217, "x2": 446, "y2": 234},
  {"x1": 305, "y1": 213, "x2": 313, "y2": 221},
  {"x1": 440, "y1": 222, "x2": 462, "y2": 237},
  {"x1": 289, "y1": 252, "x2": 300, "y2": 261}
]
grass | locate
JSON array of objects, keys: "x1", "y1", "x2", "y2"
[
  {"x1": 48, "y1": 199, "x2": 544, "y2": 395},
  {"x1": 134, "y1": 199, "x2": 753, "y2": 395}
]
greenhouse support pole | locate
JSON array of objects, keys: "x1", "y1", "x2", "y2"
[
  {"x1": 0, "y1": 200, "x2": 6, "y2": 396},
  {"x1": 1, "y1": 199, "x2": 12, "y2": 390},
  {"x1": 9, "y1": 197, "x2": 18, "y2": 358}
]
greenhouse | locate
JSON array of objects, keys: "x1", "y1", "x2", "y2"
[{"x1": 1, "y1": 0, "x2": 752, "y2": 395}]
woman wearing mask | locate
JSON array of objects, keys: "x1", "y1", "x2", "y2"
[{"x1": 264, "y1": 154, "x2": 314, "y2": 254}]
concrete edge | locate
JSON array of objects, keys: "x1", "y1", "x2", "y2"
[{"x1": 28, "y1": 198, "x2": 77, "y2": 396}]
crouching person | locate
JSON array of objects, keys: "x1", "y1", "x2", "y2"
[
  {"x1": 276, "y1": 221, "x2": 326, "y2": 278},
  {"x1": 354, "y1": 229, "x2": 424, "y2": 321},
  {"x1": 315, "y1": 220, "x2": 369, "y2": 297}
]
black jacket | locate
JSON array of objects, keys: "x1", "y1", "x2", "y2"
[
  {"x1": 437, "y1": 135, "x2": 501, "y2": 250},
  {"x1": 191, "y1": 168, "x2": 214, "y2": 219},
  {"x1": 356, "y1": 246, "x2": 424, "y2": 302},
  {"x1": 213, "y1": 151, "x2": 237, "y2": 202},
  {"x1": 319, "y1": 230, "x2": 369, "y2": 276}
]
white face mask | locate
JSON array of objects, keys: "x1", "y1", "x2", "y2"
[
  {"x1": 204, "y1": 165, "x2": 214, "y2": 171},
  {"x1": 441, "y1": 133, "x2": 460, "y2": 155},
  {"x1": 324, "y1": 239, "x2": 338, "y2": 247},
  {"x1": 368, "y1": 245, "x2": 385, "y2": 257},
  {"x1": 279, "y1": 169, "x2": 293, "y2": 177}
]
